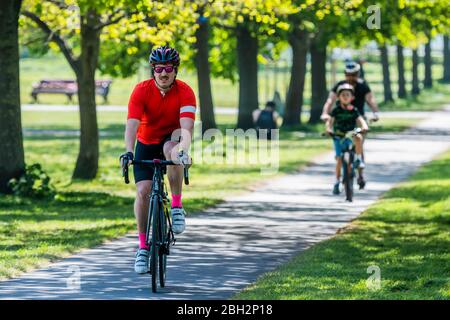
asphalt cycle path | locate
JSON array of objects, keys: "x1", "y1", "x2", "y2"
[{"x1": 1, "y1": 107, "x2": 449, "y2": 299}]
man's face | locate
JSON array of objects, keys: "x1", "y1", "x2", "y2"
[
  {"x1": 345, "y1": 72, "x2": 358, "y2": 84},
  {"x1": 153, "y1": 63, "x2": 176, "y2": 89},
  {"x1": 338, "y1": 90, "x2": 354, "y2": 105}
]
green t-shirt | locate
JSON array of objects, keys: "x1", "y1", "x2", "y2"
[{"x1": 331, "y1": 104, "x2": 360, "y2": 133}]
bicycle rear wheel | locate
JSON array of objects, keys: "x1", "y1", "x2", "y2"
[{"x1": 150, "y1": 196, "x2": 160, "y2": 293}]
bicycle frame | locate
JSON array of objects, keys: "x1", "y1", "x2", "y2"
[
  {"x1": 326, "y1": 128, "x2": 363, "y2": 202},
  {"x1": 146, "y1": 163, "x2": 176, "y2": 253}
]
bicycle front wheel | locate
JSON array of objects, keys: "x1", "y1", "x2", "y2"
[
  {"x1": 159, "y1": 205, "x2": 168, "y2": 287},
  {"x1": 342, "y1": 157, "x2": 354, "y2": 202},
  {"x1": 150, "y1": 196, "x2": 160, "y2": 293}
]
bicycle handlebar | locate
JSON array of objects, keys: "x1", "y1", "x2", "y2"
[
  {"x1": 121, "y1": 159, "x2": 189, "y2": 185},
  {"x1": 322, "y1": 128, "x2": 368, "y2": 139}
]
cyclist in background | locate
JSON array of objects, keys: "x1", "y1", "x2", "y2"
[
  {"x1": 120, "y1": 46, "x2": 196, "y2": 274},
  {"x1": 321, "y1": 61, "x2": 379, "y2": 188},
  {"x1": 325, "y1": 83, "x2": 369, "y2": 195}
]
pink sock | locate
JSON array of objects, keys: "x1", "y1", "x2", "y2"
[
  {"x1": 138, "y1": 232, "x2": 149, "y2": 250},
  {"x1": 172, "y1": 194, "x2": 182, "y2": 208}
]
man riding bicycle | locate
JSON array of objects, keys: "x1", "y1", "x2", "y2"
[
  {"x1": 120, "y1": 46, "x2": 196, "y2": 274},
  {"x1": 325, "y1": 83, "x2": 369, "y2": 195},
  {"x1": 321, "y1": 61, "x2": 380, "y2": 188}
]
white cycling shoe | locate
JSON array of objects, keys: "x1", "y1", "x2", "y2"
[
  {"x1": 171, "y1": 207, "x2": 186, "y2": 234},
  {"x1": 134, "y1": 248, "x2": 150, "y2": 274}
]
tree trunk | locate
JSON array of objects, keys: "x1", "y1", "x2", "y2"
[
  {"x1": 236, "y1": 25, "x2": 258, "y2": 130},
  {"x1": 411, "y1": 49, "x2": 420, "y2": 95},
  {"x1": 443, "y1": 35, "x2": 450, "y2": 83},
  {"x1": 0, "y1": 0, "x2": 25, "y2": 193},
  {"x1": 380, "y1": 45, "x2": 393, "y2": 102},
  {"x1": 72, "y1": 11, "x2": 100, "y2": 179},
  {"x1": 423, "y1": 41, "x2": 432, "y2": 88},
  {"x1": 309, "y1": 38, "x2": 328, "y2": 124},
  {"x1": 195, "y1": 15, "x2": 216, "y2": 132},
  {"x1": 282, "y1": 29, "x2": 308, "y2": 127},
  {"x1": 396, "y1": 44, "x2": 406, "y2": 98}
]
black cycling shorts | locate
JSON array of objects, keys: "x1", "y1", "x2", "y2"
[{"x1": 133, "y1": 136, "x2": 172, "y2": 183}]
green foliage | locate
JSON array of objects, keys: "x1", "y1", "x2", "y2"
[
  {"x1": 8, "y1": 163, "x2": 56, "y2": 199},
  {"x1": 20, "y1": 0, "x2": 198, "y2": 78}
]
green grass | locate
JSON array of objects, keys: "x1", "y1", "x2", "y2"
[
  {"x1": 234, "y1": 151, "x2": 450, "y2": 300},
  {"x1": 380, "y1": 83, "x2": 450, "y2": 111}
]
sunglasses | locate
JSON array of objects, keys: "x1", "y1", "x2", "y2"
[{"x1": 153, "y1": 66, "x2": 175, "y2": 73}]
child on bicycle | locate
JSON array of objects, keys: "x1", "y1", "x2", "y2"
[{"x1": 325, "y1": 83, "x2": 369, "y2": 195}]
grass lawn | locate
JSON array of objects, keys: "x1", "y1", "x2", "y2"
[
  {"x1": 380, "y1": 83, "x2": 450, "y2": 111},
  {"x1": 234, "y1": 150, "x2": 450, "y2": 300}
]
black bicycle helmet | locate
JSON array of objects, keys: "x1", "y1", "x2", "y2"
[{"x1": 149, "y1": 45, "x2": 180, "y2": 66}]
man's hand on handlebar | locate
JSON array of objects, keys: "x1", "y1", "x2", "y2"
[
  {"x1": 120, "y1": 151, "x2": 134, "y2": 168},
  {"x1": 177, "y1": 150, "x2": 192, "y2": 168},
  {"x1": 369, "y1": 112, "x2": 379, "y2": 123}
]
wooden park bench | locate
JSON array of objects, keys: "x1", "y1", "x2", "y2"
[{"x1": 31, "y1": 79, "x2": 112, "y2": 103}]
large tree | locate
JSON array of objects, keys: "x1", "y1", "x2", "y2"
[
  {"x1": 306, "y1": 1, "x2": 360, "y2": 124},
  {"x1": 396, "y1": 43, "x2": 406, "y2": 98},
  {"x1": 194, "y1": 8, "x2": 216, "y2": 132},
  {"x1": 380, "y1": 45, "x2": 393, "y2": 102},
  {"x1": 443, "y1": 35, "x2": 450, "y2": 83},
  {"x1": 21, "y1": 0, "x2": 192, "y2": 179},
  {"x1": 282, "y1": 26, "x2": 308, "y2": 127},
  {"x1": 208, "y1": 0, "x2": 297, "y2": 129},
  {"x1": 0, "y1": 0, "x2": 25, "y2": 193},
  {"x1": 411, "y1": 49, "x2": 420, "y2": 95},
  {"x1": 423, "y1": 40, "x2": 433, "y2": 88}
]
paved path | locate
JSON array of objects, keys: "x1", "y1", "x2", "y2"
[{"x1": 1, "y1": 108, "x2": 449, "y2": 300}]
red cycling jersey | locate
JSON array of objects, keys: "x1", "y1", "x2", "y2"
[{"x1": 127, "y1": 79, "x2": 196, "y2": 145}]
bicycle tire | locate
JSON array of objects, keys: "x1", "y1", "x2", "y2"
[
  {"x1": 159, "y1": 205, "x2": 168, "y2": 287},
  {"x1": 150, "y1": 196, "x2": 160, "y2": 293},
  {"x1": 342, "y1": 156, "x2": 353, "y2": 202}
]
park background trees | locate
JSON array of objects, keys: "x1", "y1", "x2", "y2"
[{"x1": 1, "y1": 0, "x2": 450, "y2": 192}]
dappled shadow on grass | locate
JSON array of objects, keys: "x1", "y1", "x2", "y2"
[
  {"x1": 243, "y1": 210, "x2": 450, "y2": 299},
  {"x1": 380, "y1": 84, "x2": 450, "y2": 111},
  {"x1": 385, "y1": 184, "x2": 450, "y2": 204},
  {"x1": 0, "y1": 191, "x2": 134, "y2": 221},
  {"x1": 408, "y1": 156, "x2": 450, "y2": 182}
]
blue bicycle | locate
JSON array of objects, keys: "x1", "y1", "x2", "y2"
[{"x1": 326, "y1": 128, "x2": 364, "y2": 202}]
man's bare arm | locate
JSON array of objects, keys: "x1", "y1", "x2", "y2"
[
  {"x1": 125, "y1": 119, "x2": 140, "y2": 153},
  {"x1": 179, "y1": 118, "x2": 195, "y2": 152},
  {"x1": 321, "y1": 91, "x2": 337, "y2": 121},
  {"x1": 365, "y1": 92, "x2": 380, "y2": 120},
  {"x1": 326, "y1": 117, "x2": 334, "y2": 133}
]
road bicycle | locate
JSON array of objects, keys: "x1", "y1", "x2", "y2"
[{"x1": 122, "y1": 158, "x2": 189, "y2": 293}]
